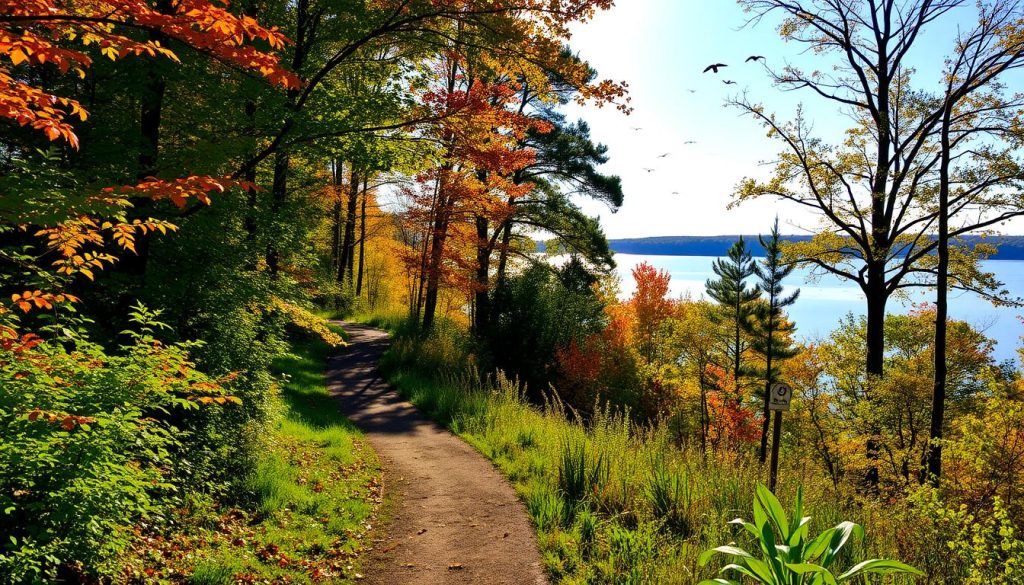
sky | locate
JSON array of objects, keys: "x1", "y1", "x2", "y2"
[{"x1": 562, "y1": 1, "x2": 1024, "y2": 239}]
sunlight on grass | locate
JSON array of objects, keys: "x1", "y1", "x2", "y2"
[
  {"x1": 129, "y1": 329, "x2": 381, "y2": 583},
  {"x1": 380, "y1": 350, "x2": 913, "y2": 584}
]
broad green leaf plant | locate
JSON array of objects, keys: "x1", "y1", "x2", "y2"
[{"x1": 699, "y1": 484, "x2": 923, "y2": 584}]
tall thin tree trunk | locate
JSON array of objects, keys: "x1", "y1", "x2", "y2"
[
  {"x1": 266, "y1": 151, "x2": 289, "y2": 277},
  {"x1": 124, "y1": 0, "x2": 172, "y2": 278},
  {"x1": 487, "y1": 220, "x2": 514, "y2": 328},
  {"x1": 927, "y1": 102, "x2": 953, "y2": 485},
  {"x1": 241, "y1": 0, "x2": 260, "y2": 245},
  {"x1": 331, "y1": 160, "x2": 343, "y2": 272},
  {"x1": 759, "y1": 326, "x2": 774, "y2": 464},
  {"x1": 421, "y1": 195, "x2": 450, "y2": 331},
  {"x1": 474, "y1": 215, "x2": 491, "y2": 335},
  {"x1": 244, "y1": 99, "x2": 259, "y2": 244},
  {"x1": 733, "y1": 298, "x2": 742, "y2": 404},
  {"x1": 266, "y1": 0, "x2": 310, "y2": 278},
  {"x1": 864, "y1": 268, "x2": 888, "y2": 489},
  {"x1": 338, "y1": 167, "x2": 359, "y2": 285},
  {"x1": 356, "y1": 178, "x2": 368, "y2": 297}
]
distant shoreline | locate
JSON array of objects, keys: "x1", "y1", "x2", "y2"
[{"x1": 538, "y1": 235, "x2": 1024, "y2": 260}]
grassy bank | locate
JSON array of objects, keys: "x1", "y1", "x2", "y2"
[
  {"x1": 375, "y1": 325, "x2": 924, "y2": 584},
  {"x1": 123, "y1": 330, "x2": 382, "y2": 583}
]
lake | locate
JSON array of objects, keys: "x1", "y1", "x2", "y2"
[{"x1": 612, "y1": 253, "x2": 1024, "y2": 364}]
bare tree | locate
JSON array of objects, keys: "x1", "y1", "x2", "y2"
[{"x1": 734, "y1": 0, "x2": 1024, "y2": 486}]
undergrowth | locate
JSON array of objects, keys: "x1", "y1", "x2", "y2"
[
  {"x1": 120, "y1": 327, "x2": 381, "y2": 584},
  {"x1": 373, "y1": 322, "x2": 924, "y2": 584}
]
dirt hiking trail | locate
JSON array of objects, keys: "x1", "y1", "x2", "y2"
[{"x1": 326, "y1": 322, "x2": 546, "y2": 585}]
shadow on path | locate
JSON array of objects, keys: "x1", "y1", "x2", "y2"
[{"x1": 326, "y1": 322, "x2": 546, "y2": 585}]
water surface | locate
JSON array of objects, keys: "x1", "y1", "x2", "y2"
[{"x1": 613, "y1": 254, "x2": 1024, "y2": 364}]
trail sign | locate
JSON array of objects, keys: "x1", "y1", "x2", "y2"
[{"x1": 768, "y1": 382, "x2": 792, "y2": 411}]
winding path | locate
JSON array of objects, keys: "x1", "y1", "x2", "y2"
[{"x1": 326, "y1": 322, "x2": 546, "y2": 585}]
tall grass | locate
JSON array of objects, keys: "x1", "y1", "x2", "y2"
[
  {"x1": 376, "y1": 326, "x2": 924, "y2": 584},
  {"x1": 126, "y1": 329, "x2": 382, "y2": 583}
]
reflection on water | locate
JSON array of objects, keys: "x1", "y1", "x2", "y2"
[{"x1": 613, "y1": 254, "x2": 1024, "y2": 364}]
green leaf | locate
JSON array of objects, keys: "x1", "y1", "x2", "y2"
[
  {"x1": 699, "y1": 545, "x2": 754, "y2": 567},
  {"x1": 697, "y1": 580, "x2": 741, "y2": 585},
  {"x1": 720, "y1": 563, "x2": 764, "y2": 583},
  {"x1": 789, "y1": 515, "x2": 812, "y2": 547},
  {"x1": 787, "y1": 562, "x2": 838, "y2": 585},
  {"x1": 744, "y1": 558, "x2": 779, "y2": 584},
  {"x1": 838, "y1": 559, "x2": 924, "y2": 581},
  {"x1": 756, "y1": 483, "x2": 790, "y2": 540},
  {"x1": 823, "y1": 521, "x2": 863, "y2": 567},
  {"x1": 804, "y1": 527, "x2": 835, "y2": 561},
  {"x1": 753, "y1": 492, "x2": 769, "y2": 533},
  {"x1": 789, "y1": 485, "x2": 804, "y2": 537},
  {"x1": 729, "y1": 517, "x2": 760, "y2": 539},
  {"x1": 760, "y1": 517, "x2": 778, "y2": 558}
]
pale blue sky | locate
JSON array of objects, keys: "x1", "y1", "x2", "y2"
[{"x1": 565, "y1": 1, "x2": 1023, "y2": 239}]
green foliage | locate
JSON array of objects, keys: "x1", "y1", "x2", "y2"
[
  {"x1": 116, "y1": 328, "x2": 381, "y2": 583},
  {"x1": 752, "y1": 218, "x2": 801, "y2": 384},
  {"x1": 488, "y1": 259, "x2": 607, "y2": 399},
  {"x1": 646, "y1": 454, "x2": 693, "y2": 536},
  {"x1": 0, "y1": 306, "x2": 239, "y2": 581},
  {"x1": 705, "y1": 237, "x2": 762, "y2": 398},
  {"x1": 698, "y1": 484, "x2": 922, "y2": 585},
  {"x1": 558, "y1": 436, "x2": 609, "y2": 507}
]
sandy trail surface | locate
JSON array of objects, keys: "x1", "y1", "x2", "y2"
[{"x1": 326, "y1": 322, "x2": 546, "y2": 585}]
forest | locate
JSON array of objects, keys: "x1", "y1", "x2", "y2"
[{"x1": 2, "y1": 0, "x2": 1024, "y2": 583}]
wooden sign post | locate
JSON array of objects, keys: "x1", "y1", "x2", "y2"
[{"x1": 767, "y1": 382, "x2": 792, "y2": 493}]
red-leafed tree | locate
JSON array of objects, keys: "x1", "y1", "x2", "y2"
[
  {"x1": 0, "y1": 0, "x2": 297, "y2": 312},
  {"x1": 629, "y1": 262, "x2": 673, "y2": 365}
]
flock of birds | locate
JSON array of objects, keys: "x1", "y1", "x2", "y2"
[
  {"x1": 703, "y1": 55, "x2": 765, "y2": 84},
  {"x1": 631, "y1": 55, "x2": 767, "y2": 196}
]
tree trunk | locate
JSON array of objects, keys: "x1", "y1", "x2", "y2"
[
  {"x1": 865, "y1": 271, "x2": 887, "y2": 377},
  {"x1": 241, "y1": 0, "x2": 260, "y2": 245},
  {"x1": 759, "y1": 327, "x2": 774, "y2": 464},
  {"x1": 244, "y1": 99, "x2": 259, "y2": 245},
  {"x1": 124, "y1": 0, "x2": 171, "y2": 277},
  {"x1": 330, "y1": 159, "x2": 343, "y2": 272},
  {"x1": 338, "y1": 167, "x2": 359, "y2": 286},
  {"x1": 927, "y1": 103, "x2": 953, "y2": 485},
  {"x1": 864, "y1": 265, "x2": 888, "y2": 489},
  {"x1": 422, "y1": 190, "x2": 451, "y2": 331},
  {"x1": 265, "y1": 0, "x2": 310, "y2": 279},
  {"x1": 356, "y1": 178, "x2": 368, "y2": 297},
  {"x1": 474, "y1": 215, "x2": 491, "y2": 336},
  {"x1": 266, "y1": 151, "x2": 289, "y2": 277}
]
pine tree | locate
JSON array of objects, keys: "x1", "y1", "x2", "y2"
[
  {"x1": 752, "y1": 219, "x2": 800, "y2": 463},
  {"x1": 705, "y1": 237, "x2": 761, "y2": 405}
]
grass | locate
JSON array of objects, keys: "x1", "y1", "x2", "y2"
[
  {"x1": 373, "y1": 329, "x2": 921, "y2": 584},
  {"x1": 124, "y1": 326, "x2": 382, "y2": 583}
]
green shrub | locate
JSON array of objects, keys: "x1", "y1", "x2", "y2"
[
  {"x1": 527, "y1": 486, "x2": 570, "y2": 531},
  {"x1": 698, "y1": 483, "x2": 922, "y2": 585},
  {"x1": 0, "y1": 306, "x2": 241, "y2": 581},
  {"x1": 558, "y1": 436, "x2": 608, "y2": 507},
  {"x1": 647, "y1": 454, "x2": 692, "y2": 536}
]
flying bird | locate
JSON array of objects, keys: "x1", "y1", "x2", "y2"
[
  {"x1": 745, "y1": 55, "x2": 766, "y2": 63},
  {"x1": 683, "y1": 140, "x2": 696, "y2": 145},
  {"x1": 687, "y1": 89, "x2": 697, "y2": 93},
  {"x1": 703, "y1": 63, "x2": 727, "y2": 74},
  {"x1": 643, "y1": 168, "x2": 655, "y2": 173},
  {"x1": 631, "y1": 126, "x2": 643, "y2": 131},
  {"x1": 722, "y1": 80, "x2": 737, "y2": 85},
  {"x1": 657, "y1": 153, "x2": 670, "y2": 158},
  {"x1": 671, "y1": 191, "x2": 680, "y2": 195}
]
